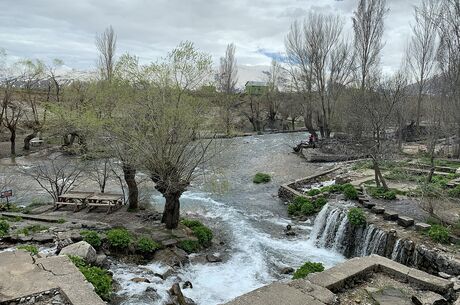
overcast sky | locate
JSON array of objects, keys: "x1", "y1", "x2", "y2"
[{"x1": 0, "y1": 0, "x2": 421, "y2": 74}]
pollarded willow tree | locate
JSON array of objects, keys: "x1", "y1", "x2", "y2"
[{"x1": 124, "y1": 41, "x2": 215, "y2": 229}]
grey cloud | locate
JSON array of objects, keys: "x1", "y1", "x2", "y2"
[{"x1": 0, "y1": 0, "x2": 422, "y2": 72}]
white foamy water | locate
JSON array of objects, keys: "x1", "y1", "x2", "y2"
[{"x1": 111, "y1": 191, "x2": 344, "y2": 305}]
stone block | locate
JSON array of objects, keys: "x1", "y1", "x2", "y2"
[
  {"x1": 397, "y1": 216, "x2": 414, "y2": 228},
  {"x1": 59, "y1": 241, "x2": 96, "y2": 264},
  {"x1": 371, "y1": 206, "x2": 385, "y2": 214},
  {"x1": 364, "y1": 201, "x2": 376, "y2": 209},
  {"x1": 415, "y1": 222, "x2": 431, "y2": 231},
  {"x1": 383, "y1": 211, "x2": 399, "y2": 221}
]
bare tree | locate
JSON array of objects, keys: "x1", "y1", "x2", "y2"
[
  {"x1": 264, "y1": 60, "x2": 285, "y2": 130},
  {"x1": 216, "y1": 43, "x2": 239, "y2": 135},
  {"x1": 407, "y1": 0, "x2": 438, "y2": 128},
  {"x1": 352, "y1": 0, "x2": 388, "y2": 137},
  {"x1": 22, "y1": 155, "x2": 86, "y2": 202},
  {"x1": 434, "y1": 0, "x2": 460, "y2": 157},
  {"x1": 2, "y1": 85, "x2": 22, "y2": 156},
  {"x1": 285, "y1": 20, "x2": 318, "y2": 137},
  {"x1": 96, "y1": 25, "x2": 117, "y2": 82}
]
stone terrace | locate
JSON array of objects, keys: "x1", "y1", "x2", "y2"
[
  {"x1": 0, "y1": 250, "x2": 106, "y2": 305},
  {"x1": 223, "y1": 255, "x2": 456, "y2": 305}
]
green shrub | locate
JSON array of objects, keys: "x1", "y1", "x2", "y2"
[
  {"x1": 348, "y1": 208, "x2": 366, "y2": 226},
  {"x1": 106, "y1": 228, "x2": 131, "y2": 249},
  {"x1": 17, "y1": 225, "x2": 48, "y2": 236},
  {"x1": 178, "y1": 240, "x2": 201, "y2": 253},
  {"x1": 68, "y1": 255, "x2": 112, "y2": 301},
  {"x1": 81, "y1": 230, "x2": 102, "y2": 249},
  {"x1": 367, "y1": 186, "x2": 397, "y2": 200},
  {"x1": 136, "y1": 237, "x2": 161, "y2": 253},
  {"x1": 314, "y1": 197, "x2": 327, "y2": 209},
  {"x1": 448, "y1": 185, "x2": 460, "y2": 198},
  {"x1": 253, "y1": 173, "x2": 271, "y2": 184},
  {"x1": 300, "y1": 201, "x2": 315, "y2": 215},
  {"x1": 57, "y1": 218, "x2": 66, "y2": 224},
  {"x1": 0, "y1": 220, "x2": 10, "y2": 236},
  {"x1": 307, "y1": 189, "x2": 321, "y2": 196},
  {"x1": 181, "y1": 219, "x2": 204, "y2": 229},
  {"x1": 181, "y1": 219, "x2": 213, "y2": 248},
  {"x1": 193, "y1": 226, "x2": 213, "y2": 247},
  {"x1": 428, "y1": 225, "x2": 450, "y2": 244},
  {"x1": 17, "y1": 245, "x2": 38, "y2": 255},
  {"x1": 343, "y1": 184, "x2": 358, "y2": 200},
  {"x1": 292, "y1": 261, "x2": 325, "y2": 279},
  {"x1": 287, "y1": 203, "x2": 301, "y2": 216}
]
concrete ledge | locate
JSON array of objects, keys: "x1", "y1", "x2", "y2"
[
  {"x1": 0, "y1": 250, "x2": 106, "y2": 305},
  {"x1": 308, "y1": 255, "x2": 453, "y2": 294},
  {"x1": 383, "y1": 211, "x2": 399, "y2": 221},
  {"x1": 397, "y1": 216, "x2": 414, "y2": 228}
]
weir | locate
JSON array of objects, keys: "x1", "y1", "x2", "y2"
[{"x1": 310, "y1": 203, "x2": 460, "y2": 276}]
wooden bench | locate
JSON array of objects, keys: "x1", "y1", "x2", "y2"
[
  {"x1": 56, "y1": 192, "x2": 95, "y2": 212},
  {"x1": 87, "y1": 193, "x2": 123, "y2": 214}
]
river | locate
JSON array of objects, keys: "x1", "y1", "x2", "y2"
[{"x1": 110, "y1": 133, "x2": 345, "y2": 305}]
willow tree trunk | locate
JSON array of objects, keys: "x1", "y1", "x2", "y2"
[
  {"x1": 24, "y1": 131, "x2": 37, "y2": 151},
  {"x1": 9, "y1": 128, "x2": 16, "y2": 155},
  {"x1": 122, "y1": 164, "x2": 138, "y2": 211},
  {"x1": 162, "y1": 192, "x2": 181, "y2": 229}
]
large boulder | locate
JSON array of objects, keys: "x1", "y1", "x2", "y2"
[
  {"x1": 153, "y1": 248, "x2": 189, "y2": 267},
  {"x1": 59, "y1": 241, "x2": 97, "y2": 264}
]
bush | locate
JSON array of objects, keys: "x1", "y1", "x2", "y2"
[
  {"x1": 448, "y1": 185, "x2": 460, "y2": 198},
  {"x1": 17, "y1": 225, "x2": 48, "y2": 236},
  {"x1": 367, "y1": 186, "x2": 397, "y2": 200},
  {"x1": 343, "y1": 184, "x2": 358, "y2": 200},
  {"x1": 17, "y1": 245, "x2": 38, "y2": 255},
  {"x1": 253, "y1": 173, "x2": 271, "y2": 184},
  {"x1": 428, "y1": 225, "x2": 450, "y2": 244},
  {"x1": 193, "y1": 226, "x2": 213, "y2": 247},
  {"x1": 287, "y1": 203, "x2": 301, "y2": 216},
  {"x1": 178, "y1": 240, "x2": 201, "y2": 253},
  {"x1": 68, "y1": 255, "x2": 112, "y2": 301},
  {"x1": 320, "y1": 184, "x2": 344, "y2": 193},
  {"x1": 348, "y1": 208, "x2": 366, "y2": 226},
  {"x1": 0, "y1": 220, "x2": 10, "y2": 236},
  {"x1": 106, "y1": 228, "x2": 131, "y2": 249},
  {"x1": 292, "y1": 261, "x2": 325, "y2": 279},
  {"x1": 181, "y1": 219, "x2": 204, "y2": 229},
  {"x1": 81, "y1": 230, "x2": 102, "y2": 249},
  {"x1": 314, "y1": 197, "x2": 327, "y2": 209},
  {"x1": 181, "y1": 219, "x2": 213, "y2": 248},
  {"x1": 136, "y1": 237, "x2": 161, "y2": 253},
  {"x1": 307, "y1": 189, "x2": 321, "y2": 196},
  {"x1": 300, "y1": 201, "x2": 315, "y2": 215}
]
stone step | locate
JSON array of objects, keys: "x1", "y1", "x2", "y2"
[
  {"x1": 415, "y1": 222, "x2": 431, "y2": 231},
  {"x1": 397, "y1": 216, "x2": 414, "y2": 228},
  {"x1": 383, "y1": 211, "x2": 399, "y2": 221},
  {"x1": 364, "y1": 202, "x2": 376, "y2": 209},
  {"x1": 371, "y1": 206, "x2": 385, "y2": 214}
]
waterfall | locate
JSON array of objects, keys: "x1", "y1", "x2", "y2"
[
  {"x1": 310, "y1": 204, "x2": 396, "y2": 259},
  {"x1": 309, "y1": 203, "x2": 460, "y2": 276}
]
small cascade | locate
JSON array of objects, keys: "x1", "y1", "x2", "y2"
[{"x1": 309, "y1": 203, "x2": 460, "y2": 276}]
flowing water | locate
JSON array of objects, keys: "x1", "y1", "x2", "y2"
[{"x1": 108, "y1": 133, "x2": 345, "y2": 305}]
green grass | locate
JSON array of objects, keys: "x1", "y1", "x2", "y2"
[
  {"x1": 106, "y1": 228, "x2": 132, "y2": 249},
  {"x1": 16, "y1": 225, "x2": 48, "y2": 236},
  {"x1": 68, "y1": 255, "x2": 112, "y2": 301},
  {"x1": 81, "y1": 230, "x2": 102, "y2": 249},
  {"x1": 253, "y1": 173, "x2": 271, "y2": 184},
  {"x1": 0, "y1": 220, "x2": 10, "y2": 236},
  {"x1": 178, "y1": 240, "x2": 201, "y2": 253},
  {"x1": 366, "y1": 186, "x2": 397, "y2": 200},
  {"x1": 343, "y1": 184, "x2": 358, "y2": 200},
  {"x1": 181, "y1": 218, "x2": 213, "y2": 248},
  {"x1": 136, "y1": 236, "x2": 161, "y2": 253},
  {"x1": 17, "y1": 245, "x2": 38, "y2": 255},
  {"x1": 292, "y1": 262, "x2": 325, "y2": 279},
  {"x1": 288, "y1": 196, "x2": 328, "y2": 217},
  {"x1": 348, "y1": 208, "x2": 366, "y2": 226},
  {"x1": 428, "y1": 224, "x2": 450, "y2": 244}
]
